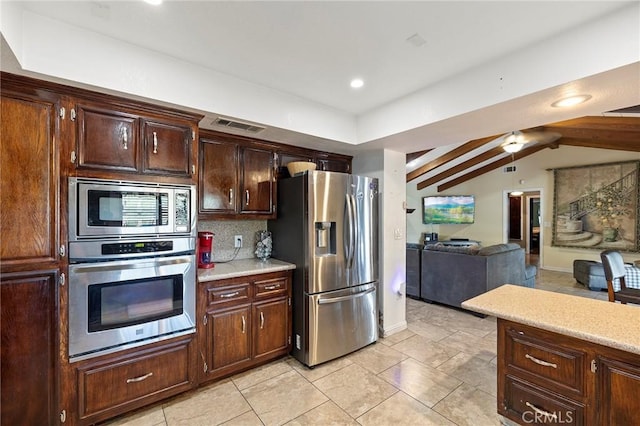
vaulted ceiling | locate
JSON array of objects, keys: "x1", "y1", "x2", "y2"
[{"x1": 406, "y1": 111, "x2": 640, "y2": 192}]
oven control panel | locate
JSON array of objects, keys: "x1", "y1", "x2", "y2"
[{"x1": 101, "y1": 241, "x2": 174, "y2": 255}]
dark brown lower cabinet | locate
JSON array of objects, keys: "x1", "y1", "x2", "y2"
[
  {"x1": 1, "y1": 270, "x2": 59, "y2": 426},
  {"x1": 498, "y1": 319, "x2": 640, "y2": 425},
  {"x1": 199, "y1": 270, "x2": 292, "y2": 383},
  {"x1": 597, "y1": 353, "x2": 640, "y2": 426},
  {"x1": 73, "y1": 335, "x2": 196, "y2": 425},
  {"x1": 253, "y1": 297, "x2": 290, "y2": 362},
  {"x1": 207, "y1": 305, "x2": 252, "y2": 372}
]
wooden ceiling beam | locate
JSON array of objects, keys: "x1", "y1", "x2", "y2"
[
  {"x1": 544, "y1": 127, "x2": 640, "y2": 143},
  {"x1": 406, "y1": 134, "x2": 501, "y2": 182},
  {"x1": 544, "y1": 116, "x2": 640, "y2": 130},
  {"x1": 557, "y1": 138, "x2": 640, "y2": 152},
  {"x1": 406, "y1": 149, "x2": 432, "y2": 164},
  {"x1": 436, "y1": 144, "x2": 548, "y2": 192},
  {"x1": 416, "y1": 146, "x2": 505, "y2": 190}
]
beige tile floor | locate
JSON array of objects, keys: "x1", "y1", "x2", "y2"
[{"x1": 103, "y1": 268, "x2": 608, "y2": 426}]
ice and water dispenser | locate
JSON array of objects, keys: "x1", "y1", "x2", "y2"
[{"x1": 315, "y1": 222, "x2": 336, "y2": 256}]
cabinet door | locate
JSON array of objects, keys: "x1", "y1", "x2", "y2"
[
  {"x1": 1, "y1": 270, "x2": 58, "y2": 426},
  {"x1": 75, "y1": 104, "x2": 138, "y2": 172},
  {"x1": 1, "y1": 93, "x2": 60, "y2": 266},
  {"x1": 253, "y1": 297, "x2": 289, "y2": 361},
  {"x1": 206, "y1": 305, "x2": 251, "y2": 372},
  {"x1": 143, "y1": 120, "x2": 192, "y2": 176},
  {"x1": 199, "y1": 139, "x2": 238, "y2": 214},
  {"x1": 315, "y1": 156, "x2": 351, "y2": 173},
  {"x1": 240, "y1": 147, "x2": 274, "y2": 214},
  {"x1": 598, "y1": 355, "x2": 640, "y2": 426}
]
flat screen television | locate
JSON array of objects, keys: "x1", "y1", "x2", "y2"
[{"x1": 422, "y1": 195, "x2": 475, "y2": 224}]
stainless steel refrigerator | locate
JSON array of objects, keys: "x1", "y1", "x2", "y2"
[{"x1": 268, "y1": 170, "x2": 378, "y2": 367}]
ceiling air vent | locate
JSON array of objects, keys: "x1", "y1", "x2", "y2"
[
  {"x1": 212, "y1": 117, "x2": 265, "y2": 133},
  {"x1": 503, "y1": 165, "x2": 517, "y2": 173}
]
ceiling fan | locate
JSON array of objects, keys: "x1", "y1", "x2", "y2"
[{"x1": 500, "y1": 130, "x2": 562, "y2": 153}]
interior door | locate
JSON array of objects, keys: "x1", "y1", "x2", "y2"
[{"x1": 509, "y1": 195, "x2": 522, "y2": 240}]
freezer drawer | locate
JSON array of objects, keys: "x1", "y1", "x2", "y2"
[{"x1": 304, "y1": 283, "x2": 377, "y2": 366}]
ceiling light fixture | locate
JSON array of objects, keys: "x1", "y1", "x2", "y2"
[
  {"x1": 144, "y1": 0, "x2": 163, "y2": 5},
  {"x1": 350, "y1": 78, "x2": 364, "y2": 89},
  {"x1": 502, "y1": 131, "x2": 525, "y2": 153},
  {"x1": 551, "y1": 94, "x2": 592, "y2": 108}
]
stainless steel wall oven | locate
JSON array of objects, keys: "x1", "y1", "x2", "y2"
[{"x1": 67, "y1": 178, "x2": 197, "y2": 362}]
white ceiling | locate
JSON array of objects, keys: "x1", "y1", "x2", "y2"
[
  {"x1": 3, "y1": 1, "x2": 639, "y2": 158},
  {"x1": 17, "y1": 0, "x2": 630, "y2": 114}
]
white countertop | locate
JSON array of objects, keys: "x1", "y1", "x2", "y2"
[
  {"x1": 197, "y1": 258, "x2": 296, "y2": 282},
  {"x1": 462, "y1": 284, "x2": 640, "y2": 355}
]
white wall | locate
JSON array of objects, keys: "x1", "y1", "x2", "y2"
[
  {"x1": 353, "y1": 150, "x2": 407, "y2": 337},
  {"x1": 407, "y1": 146, "x2": 640, "y2": 272},
  {"x1": 6, "y1": 8, "x2": 357, "y2": 145},
  {"x1": 2, "y1": 2, "x2": 638, "y2": 147}
]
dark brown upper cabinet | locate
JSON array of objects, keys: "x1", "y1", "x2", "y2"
[
  {"x1": 73, "y1": 99, "x2": 201, "y2": 182},
  {"x1": 199, "y1": 131, "x2": 275, "y2": 219}
]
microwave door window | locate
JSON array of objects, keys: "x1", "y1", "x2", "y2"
[
  {"x1": 98, "y1": 196, "x2": 123, "y2": 224},
  {"x1": 87, "y1": 190, "x2": 169, "y2": 227}
]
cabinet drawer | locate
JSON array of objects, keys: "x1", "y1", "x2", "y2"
[
  {"x1": 505, "y1": 325, "x2": 586, "y2": 395},
  {"x1": 207, "y1": 284, "x2": 250, "y2": 306},
  {"x1": 254, "y1": 277, "x2": 288, "y2": 298},
  {"x1": 503, "y1": 376, "x2": 584, "y2": 425},
  {"x1": 78, "y1": 341, "x2": 190, "y2": 419}
]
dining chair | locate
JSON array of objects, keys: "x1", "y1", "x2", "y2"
[{"x1": 600, "y1": 250, "x2": 640, "y2": 305}]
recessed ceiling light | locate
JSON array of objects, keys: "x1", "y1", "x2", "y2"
[
  {"x1": 350, "y1": 78, "x2": 364, "y2": 89},
  {"x1": 551, "y1": 94, "x2": 592, "y2": 108},
  {"x1": 144, "y1": 0, "x2": 163, "y2": 5}
]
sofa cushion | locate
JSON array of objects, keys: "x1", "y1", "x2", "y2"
[
  {"x1": 477, "y1": 243, "x2": 521, "y2": 256},
  {"x1": 424, "y1": 243, "x2": 480, "y2": 255}
]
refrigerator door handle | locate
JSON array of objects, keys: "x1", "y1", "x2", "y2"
[
  {"x1": 317, "y1": 287, "x2": 375, "y2": 305},
  {"x1": 345, "y1": 193, "x2": 356, "y2": 270}
]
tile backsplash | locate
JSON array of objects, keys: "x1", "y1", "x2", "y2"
[{"x1": 198, "y1": 219, "x2": 268, "y2": 262}]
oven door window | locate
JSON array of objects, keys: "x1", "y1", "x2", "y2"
[
  {"x1": 88, "y1": 274, "x2": 183, "y2": 332},
  {"x1": 87, "y1": 190, "x2": 169, "y2": 227}
]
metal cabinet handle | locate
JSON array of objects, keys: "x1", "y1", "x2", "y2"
[
  {"x1": 245, "y1": 189, "x2": 250, "y2": 206},
  {"x1": 126, "y1": 372, "x2": 153, "y2": 383},
  {"x1": 260, "y1": 311, "x2": 265, "y2": 329},
  {"x1": 122, "y1": 128, "x2": 128, "y2": 150},
  {"x1": 152, "y1": 131, "x2": 158, "y2": 154},
  {"x1": 220, "y1": 291, "x2": 239, "y2": 298},
  {"x1": 229, "y1": 188, "x2": 234, "y2": 205},
  {"x1": 241, "y1": 315, "x2": 246, "y2": 334},
  {"x1": 524, "y1": 402, "x2": 558, "y2": 421},
  {"x1": 525, "y1": 353, "x2": 557, "y2": 369},
  {"x1": 264, "y1": 284, "x2": 280, "y2": 290}
]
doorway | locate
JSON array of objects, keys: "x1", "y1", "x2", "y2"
[{"x1": 504, "y1": 190, "x2": 542, "y2": 258}]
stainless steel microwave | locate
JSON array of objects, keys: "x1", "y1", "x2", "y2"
[{"x1": 68, "y1": 177, "x2": 196, "y2": 242}]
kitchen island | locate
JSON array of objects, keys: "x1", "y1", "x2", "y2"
[{"x1": 462, "y1": 284, "x2": 640, "y2": 426}]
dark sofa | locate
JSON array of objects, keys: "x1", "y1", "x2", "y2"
[{"x1": 420, "y1": 243, "x2": 536, "y2": 309}]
